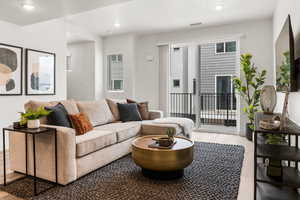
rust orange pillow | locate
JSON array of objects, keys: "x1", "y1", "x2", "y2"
[
  {"x1": 69, "y1": 113, "x2": 93, "y2": 135},
  {"x1": 127, "y1": 99, "x2": 150, "y2": 120}
]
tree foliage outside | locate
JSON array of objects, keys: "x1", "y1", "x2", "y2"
[{"x1": 233, "y1": 54, "x2": 267, "y2": 130}]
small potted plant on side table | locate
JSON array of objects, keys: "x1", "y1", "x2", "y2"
[
  {"x1": 20, "y1": 107, "x2": 51, "y2": 129},
  {"x1": 233, "y1": 53, "x2": 267, "y2": 141}
]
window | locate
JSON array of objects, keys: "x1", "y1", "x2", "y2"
[
  {"x1": 173, "y1": 79, "x2": 180, "y2": 88},
  {"x1": 225, "y1": 41, "x2": 236, "y2": 52},
  {"x1": 216, "y1": 41, "x2": 236, "y2": 54},
  {"x1": 108, "y1": 54, "x2": 123, "y2": 91},
  {"x1": 216, "y1": 43, "x2": 225, "y2": 53}
]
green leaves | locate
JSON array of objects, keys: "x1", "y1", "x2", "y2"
[
  {"x1": 233, "y1": 53, "x2": 267, "y2": 130},
  {"x1": 19, "y1": 106, "x2": 52, "y2": 125}
]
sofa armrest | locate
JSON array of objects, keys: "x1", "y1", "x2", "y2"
[
  {"x1": 149, "y1": 110, "x2": 163, "y2": 120},
  {"x1": 40, "y1": 124, "x2": 77, "y2": 185}
]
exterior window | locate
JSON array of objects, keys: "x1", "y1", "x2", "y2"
[
  {"x1": 173, "y1": 79, "x2": 180, "y2": 88},
  {"x1": 225, "y1": 41, "x2": 236, "y2": 52},
  {"x1": 108, "y1": 54, "x2": 123, "y2": 91},
  {"x1": 216, "y1": 43, "x2": 225, "y2": 53},
  {"x1": 216, "y1": 41, "x2": 236, "y2": 54}
]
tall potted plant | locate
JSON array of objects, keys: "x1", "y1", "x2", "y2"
[{"x1": 233, "y1": 54, "x2": 267, "y2": 141}]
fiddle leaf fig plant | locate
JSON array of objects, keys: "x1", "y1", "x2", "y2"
[{"x1": 233, "y1": 54, "x2": 267, "y2": 130}]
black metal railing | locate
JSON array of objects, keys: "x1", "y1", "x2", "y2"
[
  {"x1": 199, "y1": 93, "x2": 236, "y2": 126},
  {"x1": 169, "y1": 93, "x2": 236, "y2": 126},
  {"x1": 170, "y1": 93, "x2": 196, "y2": 121}
]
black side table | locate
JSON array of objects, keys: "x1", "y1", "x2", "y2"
[{"x1": 2, "y1": 126, "x2": 58, "y2": 196}]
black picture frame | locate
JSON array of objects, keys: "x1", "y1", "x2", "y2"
[
  {"x1": 25, "y1": 49, "x2": 56, "y2": 95},
  {"x1": 0, "y1": 43, "x2": 23, "y2": 96}
]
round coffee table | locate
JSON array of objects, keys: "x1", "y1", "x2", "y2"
[{"x1": 132, "y1": 135, "x2": 194, "y2": 179}]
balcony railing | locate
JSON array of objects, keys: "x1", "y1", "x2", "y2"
[{"x1": 169, "y1": 93, "x2": 236, "y2": 126}]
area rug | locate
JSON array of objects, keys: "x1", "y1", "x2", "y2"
[{"x1": 1, "y1": 142, "x2": 245, "y2": 200}]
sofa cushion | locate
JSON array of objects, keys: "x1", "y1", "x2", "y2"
[
  {"x1": 117, "y1": 103, "x2": 142, "y2": 122},
  {"x1": 77, "y1": 100, "x2": 114, "y2": 126},
  {"x1": 76, "y1": 130, "x2": 117, "y2": 157},
  {"x1": 106, "y1": 99, "x2": 127, "y2": 121},
  {"x1": 45, "y1": 103, "x2": 72, "y2": 128},
  {"x1": 141, "y1": 121, "x2": 182, "y2": 136},
  {"x1": 69, "y1": 113, "x2": 93, "y2": 135},
  {"x1": 127, "y1": 99, "x2": 150, "y2": 120},
  {"x1": 95, "y1": 122, "x2": 141, "y2": 143}
]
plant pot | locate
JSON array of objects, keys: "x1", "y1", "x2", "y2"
[
  {"x1": 267, "y1": 159, "x2": 282, "y2": 180},
  {"x1": 246, "y1": 123, "x2": 253, "y2": 141},
  {"x1": 27, "y1": 119, "x2": 40, "y2": 129}
]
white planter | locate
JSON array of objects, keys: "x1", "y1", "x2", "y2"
[{"x1": 27, "y1": 119, "x2": 40, "y2": 129}]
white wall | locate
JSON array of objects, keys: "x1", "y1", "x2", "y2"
[
  {"x1": 67, "y1": 42, "x2": 96, "y2": 100},
  {"x1": 273, "y1": 0, "x2": 300, "y2": 125},
  {"x1": 135, "y1": 19, "x2": 273, "y2": 135},
  {"x1": 103, "y1": 34, "x2": 136, "y2": 99},
  {"x1": 0, "y1": 19, "x2": 68, "y2": 149}
]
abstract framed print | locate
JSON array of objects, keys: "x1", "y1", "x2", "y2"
[
  {"x1": 25, "y1": 49, "x2": 56, "y2": 95},
  {"x1": 0, "y1": 43, "x2": 23, "y2": 96}
]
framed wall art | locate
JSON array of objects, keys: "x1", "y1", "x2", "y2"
[
  {"x1": 0, "y1": 43, "x2": 23, "y2": 96},
  {"x1": 25, "y1": 49, "x2": 56, "y2": 95}
]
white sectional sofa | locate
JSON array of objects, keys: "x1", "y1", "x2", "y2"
[{"x1": 9, "y1": 99, "x2": 189, "y2": 185}]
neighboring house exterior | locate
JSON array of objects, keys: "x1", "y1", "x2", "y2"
[
  {"x1": 199, "y1": 42, "x2": 237, "y2": 94},
  {"x1": 170, "y1": 41, "x2": 237, "y2": 121}
]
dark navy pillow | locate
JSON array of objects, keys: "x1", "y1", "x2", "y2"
[
  {"x1": 45, "y1": 103, "x2": 72, "y2": 128},
  {"x1": 117, "y1": 103, "x2": 142, "y2": 122}
]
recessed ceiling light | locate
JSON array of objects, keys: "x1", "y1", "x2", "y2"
[
  {"x1": 114, "y1": 22, "x2": 120, "y2": 28},
  {"x1": 22, "y1": 3, "x2": 35, "y2": 11},
  {"x1": 216, "y1": 5, "x2": 223, "y2": 11}
]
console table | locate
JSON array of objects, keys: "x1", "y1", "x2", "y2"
[
  {"x1": 2, "y1": 126, "x2": 58, "y2": 196},
  {"x1": 254, "y1": 112, "x2": 300, "y2": 200}
]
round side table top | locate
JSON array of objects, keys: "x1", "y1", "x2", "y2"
[{"x1": 132, "y1": 135, "x2": 194, "y2": 151}]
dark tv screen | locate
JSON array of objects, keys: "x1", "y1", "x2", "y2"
[{"x1": 275, "y1": 15, "x2": 296, "y2": 92}]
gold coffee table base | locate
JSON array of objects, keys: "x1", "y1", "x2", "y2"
[{"x1": 132, "y1": 135, "x2": 194, "y2": 178}]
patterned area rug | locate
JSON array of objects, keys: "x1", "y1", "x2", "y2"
[{"x1": 0, "y1": 142, "x2": 245, "y2": 200}]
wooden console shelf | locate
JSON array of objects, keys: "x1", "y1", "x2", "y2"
[{"x1": 254, "y1": 112, "x2": 300, "y2": 200}]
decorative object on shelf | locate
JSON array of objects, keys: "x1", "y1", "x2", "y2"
[
  {"x1": 259, "y1": 116, "x2": 281, "y2": 130},
  {"x1": 280, "y1": 87, "x2": 289, "y2": 130},
  {"x1": 13, "y1": 121, "x2": 26, "y2": 129},
  {"x1": 0, "y1": 43, "x2": 23, "y2": 96},
  {"x1": 260, "y1": 85, "x2": 277, "y2": 114},
  {"x1": 266, "y1": 159, "x2": 283, "y2": 180},
  {"x1": 233, "y1": 53, "x2": 267, "y2": 141},
  {"x1": 25, "y1": 49, "x2": 56, "y2": 95},
  {"x1": 19, "y1": 106, "x2": 51, "y2": 129}
]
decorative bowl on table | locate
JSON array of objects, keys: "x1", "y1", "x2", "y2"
[
  {"x1": 259, "y1": 119, "x2": 281, "y2": 130},
  {"x1": 153, "y1": 137, "x2": 174, "y2": 147}
]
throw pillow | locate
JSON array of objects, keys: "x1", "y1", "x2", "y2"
[
  {"x1": 106, "y1": 99, "x2": 127, "y2": 121},
  {"x1": 117, "y1": 103, "x2": 142, "y2": 122},
  {"x1": 69, "y1": 113, "x2": 93, "y2": 135},
  {"x1": 77, "y1": 100, "x2": 114, "y2": 126},
  {"x1": 127, "y1": 99, "x2": 150, "y2": 120},
  {"x1": 45, "y1": 103, "x2": 72, "y2": 128}
]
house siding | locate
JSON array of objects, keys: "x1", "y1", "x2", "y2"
[{"x1": 199, "y1": 43, "x2": 236, "y2": 93}]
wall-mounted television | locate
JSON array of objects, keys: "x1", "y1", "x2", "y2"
[{"x1": 275, "y1": 15, "x2": 297, "y2": 92}]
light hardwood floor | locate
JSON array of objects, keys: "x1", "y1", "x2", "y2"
[{"x1": 0, "y1": 132, "x2": 253, "y2": 200}]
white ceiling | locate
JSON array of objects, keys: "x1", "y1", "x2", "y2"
[
  {"x1": 0, "y1": 0, "x2": 130, "y2": 25},
  {"x1": 67, "y1": 0, "x2": 278, "y2": 36},
  {"x1": 0, "y1": 0, "x2": 278, "y2": 37}
]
